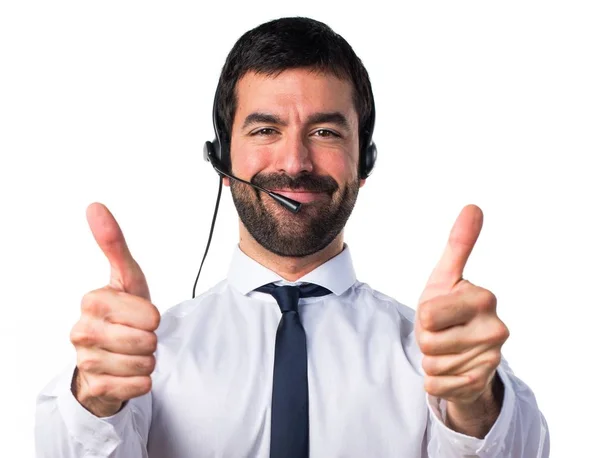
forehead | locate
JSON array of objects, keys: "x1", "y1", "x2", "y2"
[{"x1": 233, "y1": 68, "x2": 357, "y2": 124}]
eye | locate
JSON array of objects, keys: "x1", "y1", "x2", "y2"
[
  {"x1": 313, "y1": 129, "x2": 340, "y2": 138},
  {"x1": 251, "y1": 127, "x2": 278, "y2": 136}
]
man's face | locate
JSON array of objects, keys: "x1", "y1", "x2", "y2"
[{"x1": 228, "y1": 68, "x2": 364, "y2": 257}]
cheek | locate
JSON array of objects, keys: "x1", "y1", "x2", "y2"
[
  {"x1": 317, "y1": 150, "x2": 358, "y2": 182},
  {"x1": 230, "y1": 143, "x2": 271, "y2": 179}
]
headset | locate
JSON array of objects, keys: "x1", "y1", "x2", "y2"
[{"x1": 193, "y1": 78, "x2": 377, "y2": 297}]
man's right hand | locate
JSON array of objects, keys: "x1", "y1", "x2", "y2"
[{"x1": 69, "y1": 203, "x2": 160, "y2": 418}]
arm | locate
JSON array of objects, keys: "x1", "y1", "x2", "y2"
[
  {"x1": 416, "y1": 206, "x2": 549, "y2": 456},
  {"x1": 425, "y1": 357, "x2": 550, "y2": 458},
  {"x1": 35, "y1": 203, "x2": 158, "y2": 457},
  {"x1": 35, "y1": 365, "x2": 151, "y2": 458}
]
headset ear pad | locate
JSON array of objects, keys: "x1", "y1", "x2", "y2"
[
  {"x1": 204, "y1": 139, "x2": 230, "y2": 175},
  {"x1": 360, "y1": 141, "x2": 377, "y2": 179},
  {"x1": 203, "y1": 140, "x2": 216, "y2": 163}
]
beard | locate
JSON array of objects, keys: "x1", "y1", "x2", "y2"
[{"x1": 230, "y1": 171, "x2": 360, "y2": 257}]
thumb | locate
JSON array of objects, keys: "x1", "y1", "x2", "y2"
[
  {"x1": 419, "y1": 204, "x2": 483, "y2": 304},
  {"x1": 86, "y1": 202, "x2": 151, "y2": 300}
]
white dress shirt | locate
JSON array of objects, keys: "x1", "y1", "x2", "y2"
[{"x1": 35, "y1": 245, "x2": 549, "y2": 457}]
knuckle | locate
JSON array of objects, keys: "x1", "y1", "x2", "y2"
[
  {"x1": 478, "y1": 289, "x2": 497, "y2": 312},
  {"x1": 136, "y1": 334, "x2": 157, "y2": 354},
  {"x1": 145, "y1": 355, "x2": 157, "y2": 373},
  {"x1": 132, "y1": 356, "x2": 155, "y2": 375},
  {"x1": 77, "y1": 351, "x2": 100, "y2": 373},
  {"x1": 69, "y1": 323, "x2": 84, "y2": 346},
  {"x1": 79, "y1": 359, "x2": 97, "y2": 373},
  {"x1": 421, "y1": 356, "x2": 437, "y2": 375},
  {"x1": 493, "y1": 321, "x2": 510, "y2": 343},
  {"x1": 418, "y1": 302, "x2": 435, "y2": 330},
  {"x1": 486, "y1": 353, "x2": 501, "y2": 369},
  {"x1": 148, "y1": 355, "x2": 157, "y2": 373},
  {"x1": 463, "y1": 371, "x2": 475, "y2": 384},
  {"x1": 147, "y1": 307, "x2": 161, "y2": 330},
  {"x1": 465, "y1": 371, "x2": 486, "y2": 393},
  {"x1": 81, "y1": 290, "x2": 109, "y2": 317},
  {"x1": 86, "y1": 377, "x2": 109, "y2": 398},
  {"x1": 136, "y1": 376, "x2": 153, "y2": 395},
  {"x1": 423, "y1": 375, "x2": 438, "y2": 396},
  {"x1": 417, "y1": 331, "x2": 435, "y2": 355},
  {"x1": 501, "y1": 323, "x2": 510, "y2": 342},
  {"x1": 70, "y1": 321, "x2": 96, "y2": 347},
  {"x1": 77, "y1": 357, "x2": 94, "y2": 373},
  {"x1": 146, "y1": 333, "x2": 158, "y2": 353}
]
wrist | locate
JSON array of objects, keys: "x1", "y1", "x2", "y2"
[
  {"x1": 71, "y1": 367, "x2": 123, "y2": 418},
  {"x1": 445, "y1": 372, "x2": 504, "y2": 438}
]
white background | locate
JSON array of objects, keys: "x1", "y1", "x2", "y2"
[{"x1": 1, "y1": 1, "x2": 598, "y2": 456}]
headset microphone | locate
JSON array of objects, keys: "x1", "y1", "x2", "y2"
[{"x1": 203, "y1": 141, "x2": 302, "y2": 214}]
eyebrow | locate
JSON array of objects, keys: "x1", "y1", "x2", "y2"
[
  {"x1": 242, "y1": 113, "x2": 284, "y2": 129},
  {"x1": 241, "y1": 111, "x2": 351, "y2": 131}
]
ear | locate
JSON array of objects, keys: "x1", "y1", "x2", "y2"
[
  {"x1": 223, "y1": 177, "x2": 231, "y2": 187},
  {"x1": 359, "y1": 178, "x2": 366, "y2": 188}
]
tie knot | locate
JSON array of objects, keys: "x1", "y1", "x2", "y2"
[{"x1": 255, "y1": 283, "x2": 331, "y2": 313}]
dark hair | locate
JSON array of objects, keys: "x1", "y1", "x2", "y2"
[{"x1": 214, "y1": 17, "x2": 375, "y2": 167}]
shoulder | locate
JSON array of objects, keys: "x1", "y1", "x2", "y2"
[
  {"x1": 349, "y1": 282, "x2": 422, "y2": 371},
  {"x1": 155, "y1": 279, "x2": 229, "y2": 337},
  {"x1": 350, "y1": 281, "x2": 416, "y2": 325}
]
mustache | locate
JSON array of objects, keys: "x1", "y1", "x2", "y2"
[{"x1": 251, "y1": 172, "x2": 339, "y2": 194}]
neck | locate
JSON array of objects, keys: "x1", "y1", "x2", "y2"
[{"x1": 238, "y1": 222, "x2": 345, "y2": 281}]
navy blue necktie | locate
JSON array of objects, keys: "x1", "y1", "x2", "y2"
[{"x1": 255, "y1": 283, "x2": 332, "y2": 458}]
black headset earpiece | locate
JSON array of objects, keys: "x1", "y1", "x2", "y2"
[
  {"x1": 203, "y1": 139, "x2": 222, "y2": 173},
  {"x1": 359, "y1": 141, "x2": 377, "y2": 179},
  {"x1": 203, "y1": 87, "x2": 232, "y2": 175},
  {"x1": 358, "y1": 92, "x2": 377, "y2": 179}
]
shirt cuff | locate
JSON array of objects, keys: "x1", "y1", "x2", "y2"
[
  {"x1": 55, "y1": 366, "x2": 131, "y2": 456},
  {"x1": 426, "y1": 364, "x2": 516, "y2": 456}
]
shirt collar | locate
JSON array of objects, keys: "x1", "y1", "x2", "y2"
[{"x1": 227, "y1": 243, "x2": 357, "y2": 296}]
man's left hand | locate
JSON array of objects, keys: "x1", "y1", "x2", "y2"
[{"x1": 415, "y1": 205, "x2": 509, "y2": 418}]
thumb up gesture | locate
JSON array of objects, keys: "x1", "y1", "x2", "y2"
[
  {"x1": 69, "y1": 203, "x2": 160, "y2": 417},
  {"x1": 415, "y1": 205, "x2": 509, "y2": 413}
]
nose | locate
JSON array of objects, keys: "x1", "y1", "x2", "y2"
[{"x1": 272, "y1": 131, "x2": 314, "y2": 176}]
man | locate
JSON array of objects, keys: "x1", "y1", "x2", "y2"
[{"x1": 35, "y1": 17, "x2": 549, "y2": 457}]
